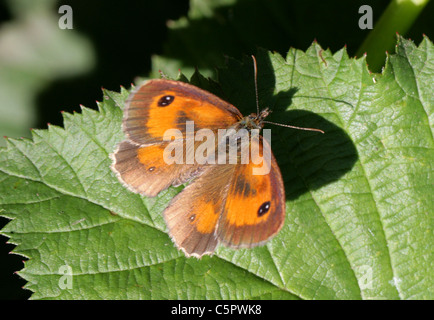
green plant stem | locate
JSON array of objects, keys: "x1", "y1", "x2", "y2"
[{"x1": 356, "y1": 0, "x2": 430, "y2": 72}]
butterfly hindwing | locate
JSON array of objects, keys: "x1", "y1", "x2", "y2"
[
  {"x1": 217, "y1": 135, "x2": 285, "y2": 248},
  {"x1": 110, "y1": 140, "x2": 203, "y2": 197},
  {"x1": 163, "y1": 164, "x2": 236, "y2": 257}
]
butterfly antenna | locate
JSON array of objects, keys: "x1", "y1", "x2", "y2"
[
  {"x1": 252, "y1": 55, "x2": 260, "y2": 115},
  {"x1": 262, "y1": 121, "x2": 325, "y2": 134},
  {"x1": 252, "y1": 55, "x2": 324, "y2": 134}
]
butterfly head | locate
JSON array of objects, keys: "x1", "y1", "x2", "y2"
[
  {"x1": 257, "y1": 108, "x2": 271, "y2": 122},
  {"x1": 242, "y1": 107, "x2": 271, "y2": 130}
]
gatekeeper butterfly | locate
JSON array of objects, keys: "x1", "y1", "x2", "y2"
[{"x1": 111, "y1": 56, "x2": 323, "y2": 258}]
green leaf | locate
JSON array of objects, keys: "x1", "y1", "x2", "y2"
[
  {"x1": 1, "y1": 36, "x2": 433, "y2": 299},
  {"x1": 356, "y1": 0, "x2": 430, "y2": 72}
]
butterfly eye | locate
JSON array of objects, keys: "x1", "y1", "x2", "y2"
[
  {"x1": 158, "y1": 95, "x2": 175, "y2": 107},
  {"x1": 257, "y1": 201, "x2": 271, "y2": 217}
]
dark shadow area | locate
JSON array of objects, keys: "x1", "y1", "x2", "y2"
[
  {"x1": 161, "y1": 0, "x2": 392, "y2": 72},
  {"x1": 36, "y1": 0, "x2": 189, "y2": 129},
  {"x1": 261, "y1": 52, "x2": 358, "y2": 200},
  {"x1": 271, "y1": 110, "x2": 358, "y2": 201},
  {"x1": 0, "y1": 0, "x2": 12, "y2": 23},
  {"x1": 0, "y1": 223, "x2": 29, "y2": 300}
]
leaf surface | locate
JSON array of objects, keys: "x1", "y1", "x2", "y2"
[{"x1": 1, "y1": 36, "x2": 433, "y2": 299}]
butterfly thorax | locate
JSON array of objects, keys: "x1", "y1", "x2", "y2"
[{"x1": 238, "y1": 108, "x2": 271, "y2": 131}]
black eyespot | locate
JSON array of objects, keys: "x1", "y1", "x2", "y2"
[
  {"x1": 258, "y1": 201, "x2": 271, "y2": 217},
  {"x1": 148, "y1": 166, "x2": 155, "y2": 172},
  {"x1": 158, "y1": 95, "x2": 175, "y2": 107},
  {"x1": 189, "y1": 214, "x2": 196, "y2": 222}
]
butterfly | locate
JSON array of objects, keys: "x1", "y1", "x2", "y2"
[{"x1": 110, "y1": 56, "x2": 323, "y2": 258}]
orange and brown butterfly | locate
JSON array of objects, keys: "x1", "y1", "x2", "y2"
[{"x1": 110, "y1": 56, "x2": 323, "y2": 258}]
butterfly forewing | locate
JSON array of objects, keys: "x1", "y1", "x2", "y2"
[{"x1": 123, "y1": 80, "x2": 242, "y2": 145}]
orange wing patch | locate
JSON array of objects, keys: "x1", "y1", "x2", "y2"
[
  {"x1": 163, "y1": 164, "x2": 235, "y2": 257},
  {"x1": 124, "y1": 80, "x2": 242, "y2": 145},
  {"x1": 217, "y1": 136, "x2": 285, "y2": 248}
]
